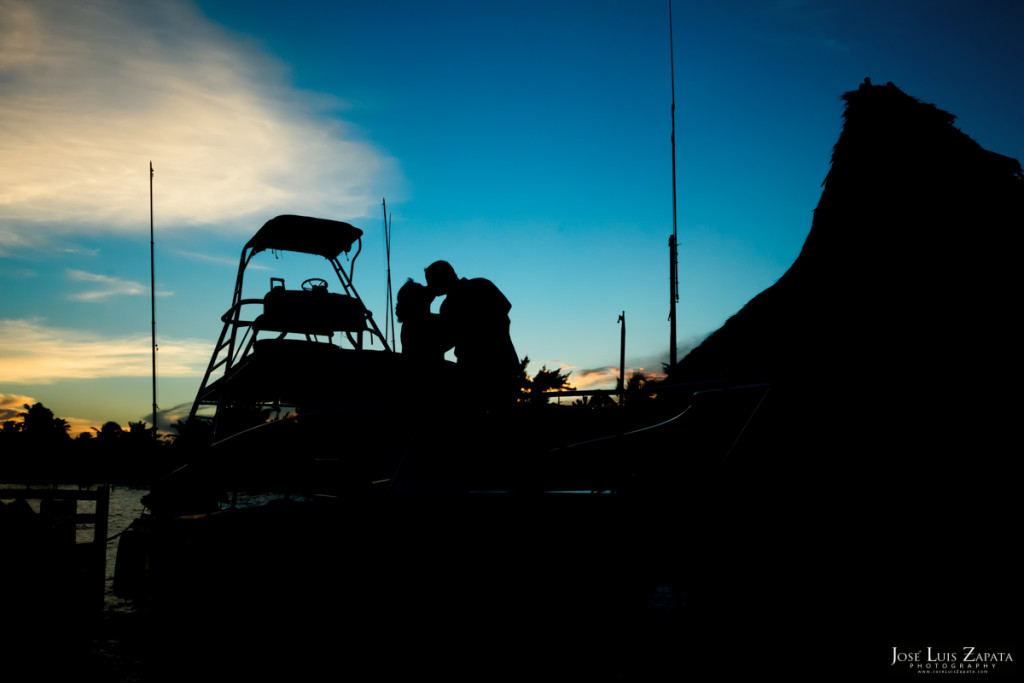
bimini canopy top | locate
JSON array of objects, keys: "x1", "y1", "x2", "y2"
[{"x1": 245, "y1": 215, "x2": 363, "y2": 260}]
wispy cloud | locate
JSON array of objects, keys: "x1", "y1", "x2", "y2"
[
  {"x1": 572, "y1": 366, "x2": 619, "y2": 391},
  {"x1": 149, "y1": 402, "x2": 193, "y2": 433},
  {"x1": 0, "y1": 265, "x2": 38, "y2": 279},
  {"x1": 66, "y1": 268, "x2": 171, "y2": 301},
  {"x1": 0, "y1": 392, "x2": 37, "y2": 422},
  {"x1": 527, "y1": 353, "x2": 676, "y2": 393},
  {"x1": 0, "y1": 318, "x2": 208, "y2": 383},
  {"x1": 0, "y1": 0, "x2": 400, "y2": 246},
  {"x1": 170, "y1": 249, "x2": 239, "y2": 267},
  {"x1": 0, "y1": 393, "x2": 99, "y2": 436},
  {"x1": 571, "y1": 355, "x2": 673, "y2": 392}
]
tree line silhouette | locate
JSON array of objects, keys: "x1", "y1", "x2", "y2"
[
  {"x1": 0, "y1": 402, "x2": 191, "y2": 484},
  {"x1": 1, "y1": 358, "x2": 661, "y2": 485}
]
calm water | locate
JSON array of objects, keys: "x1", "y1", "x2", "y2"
[{"x1": 97, "y1": 486, "x2": 148, "y2": 609}]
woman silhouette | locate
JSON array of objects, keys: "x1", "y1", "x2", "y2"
[{"x1": 396, "y1": 279, "x2": 449, "y2": 363}]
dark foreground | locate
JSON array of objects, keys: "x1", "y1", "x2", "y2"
[
  {"x1": 3, "y1": 492, "x2": 693, "y2": 681},
  {"x1": 5, "y1": 584, "x2": 692, "y2": 682}
]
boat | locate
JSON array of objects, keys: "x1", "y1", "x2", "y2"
[
  {"x1": 112, "y1": 74, "x2": 1023, "y2": 672},
  {"x1": 191, "y1": 213, "x2": 400, "y2": 439},
  {"x1": 134, "y1": 214, "x2": 469, "y2": 511},
  {"x1": 110, "y1": 214, "x2": 780, "y2": 679}
]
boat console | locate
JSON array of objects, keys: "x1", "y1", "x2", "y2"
[{"x1": 255, "y1": 277, "x2": 370, "y2": 344}]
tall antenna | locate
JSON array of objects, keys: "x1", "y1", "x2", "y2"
[
  {"x1": 668, "y1": 0, "x2": 680, "y2": 369},
  {"x1": 149, "y1": 162, "x2": 158, "y2": 437},
  {"x1": 383, "y1": 198, "x2": 396, "y2": 350},
  {"x1": 618, "y1": 311, "x2": 626, "y2": 397}
]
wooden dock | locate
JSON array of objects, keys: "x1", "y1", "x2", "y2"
[{"x1": 0, "y1": 486, "x2": 110, "y2": 611}]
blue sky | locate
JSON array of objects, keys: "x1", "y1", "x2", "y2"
[{"x1": 2, "y1": 0, "x2": 1022, "y2": 435}]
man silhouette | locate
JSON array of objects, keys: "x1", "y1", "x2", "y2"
[{"x1": 424, "y1": 260, "x2": 519, "y2": 404}]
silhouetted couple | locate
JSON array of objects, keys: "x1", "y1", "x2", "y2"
[{"x1": 397, "y1": 260, "x2": 519, "y2": 406}]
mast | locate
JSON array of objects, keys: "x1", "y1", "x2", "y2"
[
  {"x1": 149, "y1": 162, "x2": 158, "y2": 437},
  {"x1": 668, "y1": 0, "x2": 680, "y2": 369},
  {"x1": 618, "y1": 311, "x2": 626, "y2": 397},
  {"x1": 383, "y1": 198, "x2": 395, "y2": 350}
]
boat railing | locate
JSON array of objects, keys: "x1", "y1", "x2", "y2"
[
  {"x1": 219, "y1": 298, "x2": 264, "y2": 327},
  {"x1": 210, "y1": 291, "x2": 365, "y2": 375}
]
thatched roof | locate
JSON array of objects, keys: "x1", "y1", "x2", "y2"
[
  {"x1": 670, "y1": 80, "x2": 1021, "y2": 471},
  {"x1": 676, "y1": 81, "x2": 1021, "y2": 381},
  {"x1": 661, "y1": 80, "x2": 1020, "y2": 668}
]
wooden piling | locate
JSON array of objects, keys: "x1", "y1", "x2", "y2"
[{"x1": 0, "y1": 486, "x2": 110, "y2": 610}]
